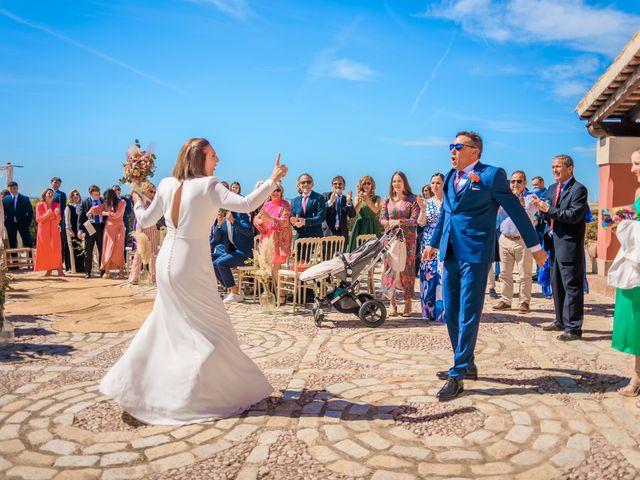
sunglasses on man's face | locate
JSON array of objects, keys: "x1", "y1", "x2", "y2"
[
  {"x1": 299, "y1": 180, "x2": 312, "y2": 185},
  {"x1": 510, "y1": 179, "x2": 524, "y2": 184},
  {"x1": 332, "y1": 183, "x2": 343, "y2": 187},
  {"x1": 449, "y1": 143, "x2": 477, "y2": 151}
]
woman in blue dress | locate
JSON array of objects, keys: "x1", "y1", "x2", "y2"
[{"x1": 419, "y1": 173, "x2": 445, "y2": 321}]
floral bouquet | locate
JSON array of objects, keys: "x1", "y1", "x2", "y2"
[
  {"x1": 601, "y1": 207, "x2": 638, "y2": 228},
  {"x1": 120, "y1": 139, "x2": 156, "y2": 203}
]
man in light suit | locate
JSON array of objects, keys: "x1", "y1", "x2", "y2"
[
  {"x1": 425, "y1": 131, "x2": 547, "y2": 400},
  {"x1": 531, "y1": 155, "x2": 588, "y2": 342},
  {"x1": 290, "y1": 173, "x2": 326, "y2": 239},
  {"x1": 323, "y1": 175, "x2": 355, "y2": 250},
  {"x1": 212, "y1": 209, "x2": 254, "y2": 304},
  {"x1": 3, "y1": 181, "x2": 34, "y2": 249}
]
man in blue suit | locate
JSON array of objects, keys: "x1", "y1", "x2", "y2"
[
  {"x1": 290, "y1": 173, "x2": 326, "y2": 239},
  {"x1": 51, "y1": 177, "x2": 70, "y2": 271},
  {"x1": 425, "y1": 131, "x2": 547, "y2": 400},
  {"x1": 212, "y1": 209, "x2": 254, "y2": 304},
  {"x1": 3, "y1": 181, "x2": 34, "y2": 249}
]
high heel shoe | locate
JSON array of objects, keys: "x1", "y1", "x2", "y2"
[{"x1": 618, "y1": 383, "x2": 640, "y2": 397}]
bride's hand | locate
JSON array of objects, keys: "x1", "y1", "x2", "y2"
[
  {"x1": 131, "y1": 192, "x2": 142, "y2": 205},
  {"x1": 270, "y1": 152, "x2": 288, "y2": 182}
]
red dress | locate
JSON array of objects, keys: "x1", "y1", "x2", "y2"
[{"x1": 35, "y1": 202, "x2": 62, "y2": 271}]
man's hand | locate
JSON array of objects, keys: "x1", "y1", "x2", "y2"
[
  {"x1": 295, "y1": 218, "x2": 305, "y2": 228},
  {"x1": 346, "y1": 190, "x2": 353, "y2": 204},
  {"x1": 329, "y1": 191, "x2": 338, "y2": 204},
  {"x1": 532, "y1": 249, "x2": 547, "y2": 268},
  {"x1": 225, "y1": 211, "x2": 234, "y2": 224},
  {"x1": 423, "y1": 246, "x2": 437, "y2": 261},
  {"x1": 290, "y1": 216, "x2": 298, "y2": 226}
]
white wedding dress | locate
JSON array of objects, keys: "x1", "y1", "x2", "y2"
[{"x1": 100, "y1": 176, "x2": 276, "y2": 424}]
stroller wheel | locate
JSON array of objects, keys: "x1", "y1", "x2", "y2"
[
  {"x1": 356, "y1": 293, "x2": 374, "y2": 305},
  {"x1": 358, "y1": 300, "x2": 386, "y2": 328}
]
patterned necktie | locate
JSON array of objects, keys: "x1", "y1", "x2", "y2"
[
  {"x1": 549, "y1": 184, "x2": 562, "y2": 233},
  {"x1": 335, "y1": 196, "x2": 341, "y2": 229},
  {"x1": 301, "y1": 195, "x2": 308, "y2": 215},
  {"x1": 453, "y1": 170, "x2": 464, "y2": 193}
]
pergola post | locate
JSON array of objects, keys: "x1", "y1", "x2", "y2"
[{"x1": 595, "y1": 137, "x2": 640, "y2": 274}]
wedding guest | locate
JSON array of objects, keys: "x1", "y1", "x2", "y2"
[
  {"x1": 380, "y1": 171, "x2": 420, "y2": 317},
  {"x1": 210, "y1": 181, "x2": 230, "y2": 261},
  {"x1": 609, "y1": 150, "x2": 640, "y2": 407},
  {"x1": 51, "y1": 177, "x2": 70, "y2": 271},
  {"x1": 531, "y1": 175, "x2": 549, "y2": 289},
  {"x1": 532, "y1": 155, "x2": 588, "y2": 341},
  {"x1": 95, "y1": 188, "x2": 127, "y2": 278},
  {"x1": 34, "y1": 188, "x2": 64, "y2": 276},
  {"x1": 213, "y1": 207, "x2": 254, "y2": 304},
  {"x1": 347, "y1": 175, "x2": 382, "y2": 252},
  {"x1": 250, "y1": 180, "x2": 265, "y2": 236},
  {"x1": 129, "y1": 182, "x2": 160, "y2": 284},
  {"x1": 493, "y1": 170, "x2": 537, "y2": 314},
  {"x1": 416, "y1": 184, "x2": 434, "y2": 274},
  {"x1": 78, "y1": 185, "x2": 104, "y2": 278},
  {"x1": 64, "y1": 189, "x2": 84, "y2": 274},
  {"x1": 113, "y1": 184, "x2": 132, "y2": 249},
  {"x1": 419, "y1": 173, "x2": 444, "y2": 321},
  {"x1": 422, "y1": 184, "x2": 433, "y2": 200},
  {"x1": 290, "y1": 173, "x2": 326, "y2": 239},
  {"x1": 0, "y1": 195, "x2": 5, "y2": 249},
  {"x1": 253, "y1": 181, "x2": 292, "y2": 287},
  {"x1": 3, "y1": 181, "x2": 34, "y2": 249},
  {"x1": 323, "y1": 175, "x2": 355, "y2": 250},
  {"x1": 231, "y1": 181, "x2": 242, "y2": 195}
]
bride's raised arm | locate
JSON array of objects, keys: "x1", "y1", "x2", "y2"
[
  {"x1": 133, "y1": 181, "x2": 165, "y2": 228},
  {"x1": 211, "y1": 153, "x2": 288, "y2": 213}
]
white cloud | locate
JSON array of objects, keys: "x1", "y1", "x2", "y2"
[
  {"x1": 190, "y1": 0, "x2": 251, "y2": 19},
  {"x1": 573, "y1": 144, "x2": 596, "y2": 155},
  {"x1": 542, "y1": 55, "x2": 603, "y2": 98},
  {"x1": 422, "y1": 0, "x2": 639, "y2": 56},
  {"x1": 309, "y1": 19, "x2": 378, "y2": 82}
]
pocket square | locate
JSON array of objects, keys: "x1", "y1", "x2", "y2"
[{"x1": 471, "y1": 186, "x2": 482, "y2": 191}]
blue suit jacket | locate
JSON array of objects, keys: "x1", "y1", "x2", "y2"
[
  {"x1": 429, "y1": 162, "x2": 539, "y2": 264},
  {"x1": 53, "y1": 190, "x2": 67, "y2": 226},
  {"x1": 212, "y1": 212, "x2": 254, "y2": 256},
  {"x1": 3, "y1": 193, "x2": 34, "y2": 227},
  {"x1": 290, "y1": 191, "x2": 326, "y2": 238}
]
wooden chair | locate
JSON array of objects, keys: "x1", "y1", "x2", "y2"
[
  {"x1": 237, "y1": 236, "x2": 262, "y2": 300},
  {"x1": 317, "y1": 236, "x2": 345, "y2": 296},
  {"x1": 277, "y1": 237, "x2": 321, "y2": 311},
  {"x1": 2, "y1": 248, "x2": 35, "y2": 270},
  {"x1": 356, "y1": 234, "x2": 378, "y2": 295}
]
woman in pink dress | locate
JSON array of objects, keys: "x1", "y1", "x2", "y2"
[
  {"x1": 91, "y1": 188, "x2": 126, "y2": 278},
  {"x1": 253, "y1": 182, "x2": 292, "y2": 287},
  {"x1": 380, "y1": 171, "x2": 420, "y2": 317},
  {"x1": 35, "y1": 188, "x2": 64, "y2": 277}
]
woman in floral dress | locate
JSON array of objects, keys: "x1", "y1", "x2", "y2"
[
  {"x1": 419, "y1": 173, "x2": 445, "y2": 321},
  {"x1": 380, "y1": 172, "x2": 420, "y2": 316}
]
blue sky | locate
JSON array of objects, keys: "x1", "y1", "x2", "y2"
[{"x1": 1, "y1": 0, "x2": 639, "y2": 200}]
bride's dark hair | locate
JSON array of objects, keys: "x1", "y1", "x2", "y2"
[{"x1": 173, "y1": 138, "x2": 211, "y2": 180}]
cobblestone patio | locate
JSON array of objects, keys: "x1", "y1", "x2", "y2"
[{"x1": 1, "y1": 272, "x2": 639, "y2": 480}]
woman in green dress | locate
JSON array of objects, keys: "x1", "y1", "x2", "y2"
[
  {"x1": 612, "y1": 149, "x2": 640, "y2": 408},
  {"x1": 347, "y1": 175, "x2": 382, "y2": 252}
]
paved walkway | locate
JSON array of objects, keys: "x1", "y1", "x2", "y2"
[{"x1": 0, "y1": 272, "x2": 638, "y2": 480}]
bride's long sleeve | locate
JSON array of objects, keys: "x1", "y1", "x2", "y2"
[
  {"x1": 212, "y1": 178, "x2": 275, "y2": 214},
  {"x1": 134, "y1": 182, "x2": 165, "y2": 228}
]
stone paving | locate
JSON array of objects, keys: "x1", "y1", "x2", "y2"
[{"x1": 1, "y1": 272, "x2": 639, "y2": 479}]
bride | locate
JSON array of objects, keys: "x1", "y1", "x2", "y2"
[{"x1": 100, "y1": 138, "x2": 288, "y2": 425}]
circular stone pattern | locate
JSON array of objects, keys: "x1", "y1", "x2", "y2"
[
  {"x1": 0, "y1": 381, "x2": 269, "y2": 478},
  {"x1": 324, "y1": 326, "x2": 505, "y2": 371},
  {"x1": 235, "y1": 325, "x2": 305, "y2": 362},
  {"x1": 293, "y1": 376, "x2": 591, "y2": 478}
]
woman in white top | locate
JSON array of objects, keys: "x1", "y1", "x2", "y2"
[{"x1": 100, "y1": 138, "x2": 287, "y2": 424}]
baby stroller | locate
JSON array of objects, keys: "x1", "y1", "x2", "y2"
[{"x1": 299, "y1": 226, "x2": 406, "y2": 327}]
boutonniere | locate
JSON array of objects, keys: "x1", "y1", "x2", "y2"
[{"x1": 469, "y1": 172, "x2": 480, "y2": 187}]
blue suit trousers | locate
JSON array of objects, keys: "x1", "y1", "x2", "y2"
[
  {"x1": 442, "y1": 258, "x2": 490, "y2": 379},
  {"x1": 213, "y1": 250, "x2": 251, "y2": 288}
]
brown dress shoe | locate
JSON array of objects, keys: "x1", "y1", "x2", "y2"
[
  {"x1": 518, "y1": 302, "x2": 530, "y2": 314},
  {"x1": 493, "y1": 300, "x2": 511, "y2": 310}
]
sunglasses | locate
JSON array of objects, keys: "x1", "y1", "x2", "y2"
[
  {"x1": 332, "y1": 183, "x2": 344, "y2": 187},
  {"x1": 299, "y1": 180, "x2": 312, "y2": 185},
  {"x1": 273, "y1": 188, "x2": 282, "y2": 193},
  {"x1": 510, "y1": 179, "x2": 524, "y2": 184},
  {"x1": 449, "y1": 143, "x2": 478, "y2": 151},
  {"x1": 362, "y1": 181, "x2": 372, "y2": 186}
]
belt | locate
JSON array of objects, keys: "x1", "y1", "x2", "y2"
[{"x1": 503, "y1": 235, "x2": 522, "y2": 241}]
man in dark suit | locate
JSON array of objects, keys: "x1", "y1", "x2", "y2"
[
  {"x1": 290, "y1": 173, "x2": 326, "y2": 239},
  {"x1": 3, "y1": 181, "x2": 34, "y2": 249},
  {"x1": 51, "y1": 177, "x2": 70, "y2": 271},
  {"x1": 323, "y1": 175, "x2": 355, "y2": 250},
  {"x1": 77, "y1": 184, "x2": 105, "y2": 278},
  {"x1": 531, "y1": 155, "x2": 588, "y2": 342},
  {"x1": 425, "y1": 131, "x2": 547, "y2": 400},
  {"x1": 212, "y1": 209, "x2": 254, "y2": 304}
]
